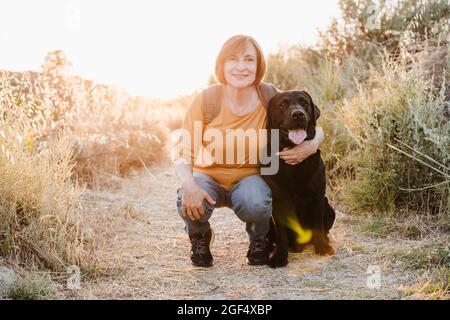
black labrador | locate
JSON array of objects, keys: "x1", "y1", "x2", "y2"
[{"x1": 262, "y1": 90, "x2": 335, "y2": 268}]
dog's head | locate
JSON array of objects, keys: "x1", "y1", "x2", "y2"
[{"x1": 267, "y1": 90, "x2": 320, "y2": 145}]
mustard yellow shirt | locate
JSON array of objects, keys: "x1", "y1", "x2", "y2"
[{"x1": 173, "y1": 92, "x2": 267, "y2": 191}]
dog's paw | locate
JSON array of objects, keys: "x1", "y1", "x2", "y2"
[
  {"x1": 314, "y1": 243, "x2": 335, "y2": 256},
  {"x1": 268, "y1": 251, "x2": 288, "y2": 268}
]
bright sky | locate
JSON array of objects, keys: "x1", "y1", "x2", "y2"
[{"x1": 0, "y1": 0, "x2": 340, "y2": 99}]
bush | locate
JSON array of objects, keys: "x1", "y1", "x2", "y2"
[
  {"x1": 0, "y1": 76, "x2": 86, "y2": 270},
  {"x1": 8, "y1": 273, "x2": 55, "y2": 300},
  {"x1": 265, "y1": 0, "x2": 450, "y2": 216},
  {"x1": 341, "y1": 60, "x2": 449, "y2": 214},
  {"x1": 319, "y1": 0, "x2": 450, "y2": 64},
  {"x1": 67, "y1": 94, "x2": 170, "y2": 188}
]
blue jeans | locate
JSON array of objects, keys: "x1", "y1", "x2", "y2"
[{"x1": 176, "y1": 172, "x2": 272, "y2": 241}]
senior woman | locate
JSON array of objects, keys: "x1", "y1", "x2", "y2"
[{"x1": 173, "y1": 35, "x2": 325, "y2": 267}]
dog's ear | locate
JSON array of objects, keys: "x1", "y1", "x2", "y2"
[
  {"x1": 300, "y1": 90, "x2": 320, "y2": 120},
  {"x1": 313, "y1": 103, "x2": 320, "y2": 120},
  {"x1": 300, "y1": 91, "x2": 320, "y2": 140}
]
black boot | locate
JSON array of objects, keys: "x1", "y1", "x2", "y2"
[
  {"x1": 247, "y1": 237, "x2": 269, "y2": 265},
  {"x1": 189, "y1": 229, "x2": 214, "y2": 267}
]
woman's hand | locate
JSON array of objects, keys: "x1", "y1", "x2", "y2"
[
  {"x1": 180, "y1": 179, "x2": 216, "y2": 221},
  {"x1": 277, "y1": 140, "x2": 319, "y2": 165},
  {"x1": 276, "y1": 127, "x2": 324, "y2": 165}
]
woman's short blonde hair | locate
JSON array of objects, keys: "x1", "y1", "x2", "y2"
[{"x1": 214, "y1": 35, "x2": 266, "y2": 85}]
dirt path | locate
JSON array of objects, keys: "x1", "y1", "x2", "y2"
[{"x1": 65, "y1": 164, "x2": 426, "y2": 299}]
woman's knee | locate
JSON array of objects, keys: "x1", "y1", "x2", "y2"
[
  {"x1": 231, "y1": 175, "x2": 272, "y2": 222},
  {"x1": 233, "y1": 193, "x2": 272, "y2": 222},
  {"x1": 235, "y1": 199, "x2": 272, "y2": 222}
]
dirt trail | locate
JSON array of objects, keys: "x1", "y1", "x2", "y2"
[{"x1": 66, "y1": 164, "x2": 420, "y2": 299}]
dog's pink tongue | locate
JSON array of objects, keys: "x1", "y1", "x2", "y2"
[{"x1": 288, "y1": 129, "x2": 307, "y2": 144}]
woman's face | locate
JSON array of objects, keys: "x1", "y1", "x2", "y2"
[{"x1": 223, "y1": 43, "x2": 257, "y2": 88}]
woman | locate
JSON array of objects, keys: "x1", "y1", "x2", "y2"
[{"x1": 173, "y1": 35, "x2": 324, "y2": 267}]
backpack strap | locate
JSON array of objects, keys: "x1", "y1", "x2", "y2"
[
  {"x1": 256, "y1": 82, "x2": 280, "y2": 108},
  {"x1": 201, "y1": 84, "x2": 222, "y2": 126},
  {"x1": 201, "y1": 82, "x2": 280, "y2": 125}
]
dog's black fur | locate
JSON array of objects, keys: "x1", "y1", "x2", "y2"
[{"x1": 263, "y1": 90, "x2": 335, "y2": 268}]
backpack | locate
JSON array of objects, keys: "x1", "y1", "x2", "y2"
[{"x1": 201, "y1": 82, "x2": 280, "y2": 125}]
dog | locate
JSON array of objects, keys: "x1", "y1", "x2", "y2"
[{"x1": 262, "y1": 90, "x2": 335, "y2": 268}]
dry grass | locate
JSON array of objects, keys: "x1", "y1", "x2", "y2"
[
  {"x1": 43, "y1": 79, "x2": 181, "y2": 188},
  {"x1": 66, "y1": 93, "x2": 188, "y2": 188},
  {"x1": 390, "y1": 242, "x2": 449, "y2": 300},
  {"x1": 401, "y1": 267, "x2": 449, "y2": 300},
  {"x1": 355, "y1": 210, "x2": 450, "y2": 300},
  {"x1": 0, "y1": 75, "x2": 87, "y2": 271},
  {"x1": 0, "y1": 66, "x2": 187, "y2": 271},
  {"x1": 0, "y1": 69, "x2": 188, "y2": 189}
]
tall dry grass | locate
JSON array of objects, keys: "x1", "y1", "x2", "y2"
[
  {"x1": 63, "y1": 85, "x2": 169, "y2": 188},
  {"x1": 0, "y1": 63, "x2": 187, "y2": 270},
  {"x1": 64, "y1": 82, "x2": 190, "y2": 188},
  {"x1": 0, "y1": 74, "x2": 85, "y2": 271},
  {"x1": 0, "y1": 68, "x2": 187, "y2": 188}
]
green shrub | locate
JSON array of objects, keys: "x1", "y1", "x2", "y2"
[
  {"x1": 8, "y1": 273, "x2": 55, "y2": 300},
  {"x1": 319, "y1": 0, "x2": 450, "y2": 64},
  {"x1": 341, "y1": 61, "x2": 449, "y2": 214}
]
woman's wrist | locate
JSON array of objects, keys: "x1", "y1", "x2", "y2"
[
  {"x1": 308, "y1": 139, "x2": 319, "y2": 154},
  {"x1": 314, "y1": 136, "x2": 321, "y2": 150},
  {"x1": 181, "y1": 177, "x2": 196, "y2": 189}
]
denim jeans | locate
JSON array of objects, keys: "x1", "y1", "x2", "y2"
[{"x1": 176, "y1": 172, "x2": 272, "y2": 241}]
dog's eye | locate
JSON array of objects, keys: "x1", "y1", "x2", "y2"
[
  {"x1": 298, "y1": 98, "x2": 309, "y2": 106},
  {"x1": 279, "y1": 102, "x2": 287, "y2": 108}
]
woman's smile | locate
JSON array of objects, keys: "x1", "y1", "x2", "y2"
[
  {"x1": 232, "y1": 74, "x2": 249, "y2": 79},
  {"x1": 223, "y1": 42, "x2": 257, "y2": 88}
]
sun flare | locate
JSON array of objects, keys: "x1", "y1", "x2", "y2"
[{"x1": 0, "y1": 0, "x2": 340, "y2": 98}]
